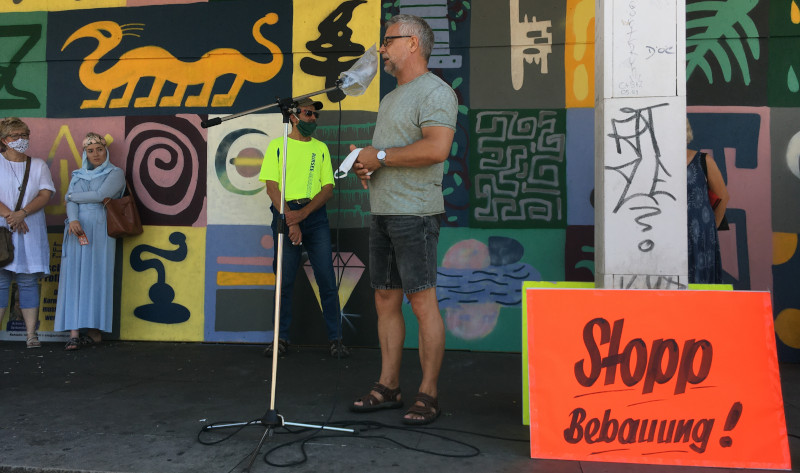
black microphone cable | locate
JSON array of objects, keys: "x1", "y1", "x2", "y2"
[{"x1": 196, "y1": 99, "x2": 534, "y2": 471}]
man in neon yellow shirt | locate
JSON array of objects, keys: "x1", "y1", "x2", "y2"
[{"x1": 258, "y1": 98, "x2": 348, "y2": 358}]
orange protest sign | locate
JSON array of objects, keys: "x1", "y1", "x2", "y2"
[{"x1": 526, "y1": 289, "x2": 790, "y2": 469}]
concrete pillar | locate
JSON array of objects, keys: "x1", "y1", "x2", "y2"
[{"x1": 594, "y1": 0, "x2": 688, "y2": 289}]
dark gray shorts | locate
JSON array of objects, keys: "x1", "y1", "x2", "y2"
[{"x1": 369, "y1": 214, "x2": 441, "y2": 294}]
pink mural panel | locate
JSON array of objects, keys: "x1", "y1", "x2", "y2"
[
  {"x1": 22, "y1": 117, "x2": 127, "y2": 225},
  {"x1": 688, "y1": 106, "x2": 772, "y2": 291}
]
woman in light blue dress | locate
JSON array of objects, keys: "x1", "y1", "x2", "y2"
[{"x1": 54, "y1": 133, "x2": 125, "y2": 350}]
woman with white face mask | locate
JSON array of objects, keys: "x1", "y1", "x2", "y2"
[{"x1": 0, "y1": 117, "x2": 56, "y2": 348}]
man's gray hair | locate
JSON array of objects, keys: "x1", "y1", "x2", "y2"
[{"x1": 386, "y1": 14, "x2": 434, "y2": 61}]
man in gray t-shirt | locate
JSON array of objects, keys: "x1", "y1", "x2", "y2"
[{"x1": 349, "y1": 14, "x2": 457, "y2": 426}]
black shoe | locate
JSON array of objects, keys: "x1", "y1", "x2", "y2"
[
  {"x1": 329, "y1": 340, "x2": 350, "y2": 358},
  {"x1": 263, "y1": 339, "x2": 289, "y2": 357}
]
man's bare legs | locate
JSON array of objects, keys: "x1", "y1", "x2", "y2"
[
  {"x1": 404, "y1": 287, "x2": 444, "y2": 421},
  {"x1": 375, "y1": 288, "x2": 406, "y2": 394},
  {"x1": 353, "y1": 288, "x2": 405, "y2": 407},
  {"x1": 353, "y1": 286, "x2": 444, "y2": 419}
]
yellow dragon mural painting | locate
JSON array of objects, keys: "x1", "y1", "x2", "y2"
[{"x1": 60, "y1": 13, "x2": 284, "y2": 109}]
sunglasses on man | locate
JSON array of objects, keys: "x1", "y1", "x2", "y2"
[{"x1": 297, "y1": 110, "x2": 319, "y2": 119}]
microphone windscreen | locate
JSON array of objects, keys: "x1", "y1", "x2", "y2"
[{"x1": 339, "y1": 45, "x2": 378, "y2": 97}]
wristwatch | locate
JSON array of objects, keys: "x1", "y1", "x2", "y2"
[{"x1": 376, "y1": 150, "x2": 387, "y2": 167}]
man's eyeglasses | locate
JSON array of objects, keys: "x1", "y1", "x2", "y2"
[
  {"x1": 382, "y1": 35, "x2": 412, "y2": 47},
  {"x1": 7, "y1": 133, "x2": 30, "y2": 139},
  {"x1": 298, "y1": 110, "x2": 319, "y2": 119}
]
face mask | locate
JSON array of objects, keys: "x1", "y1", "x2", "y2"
[
  {"x1": 294, "y1": 118, "x2": 317, "y2": 137},
  {"x1": 6, "y1": 138, "x2": 29, "y2": 154}
]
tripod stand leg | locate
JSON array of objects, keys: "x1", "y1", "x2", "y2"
[
  {"x1": 284, "y1": 421, "x2": 355, "y2": 433},
  {"x1": 241, "y1": 426, "x2": 273, "y2": 473}
]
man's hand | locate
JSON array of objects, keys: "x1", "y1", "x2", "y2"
[
  {"x1": 288, "y1": 224, "x2": 303, "y2": 246},
  {"x1": 284, "y1": 208, "x2": 307, "y2": 227},
  {"x1": 351, "y1": 144, "x2": 377, "y2": 189}
]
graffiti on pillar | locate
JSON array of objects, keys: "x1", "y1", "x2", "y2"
[
  {"x1": 125, "y1": 115, "x2": 206, "y2": 227},
  {"x1": 299, "y1": 0, "x2": 366, "y2": 103},
  {"x1": 605, "y1": 102, "x2": 674, "y2": 253},
  {"x1": 613, "y1": 274, "x2": 687, "y2": 290},
  {"x1": 130, "y1": 232, "x2": 190, "y2": 324},
  {"x1": 469, "y1": 109, "x2": 566, "y2": 229},
  {"x1": 510, "y1": 0, "x2": 552, "y2": 90}
]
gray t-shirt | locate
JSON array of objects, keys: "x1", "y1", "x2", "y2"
[{"x1": 370, "y1": 72, "x2": 458, "y2": 215}]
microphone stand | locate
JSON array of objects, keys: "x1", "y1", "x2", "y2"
[{"x1": 200, "y1": 83, "x2": 355, "y2": 473}]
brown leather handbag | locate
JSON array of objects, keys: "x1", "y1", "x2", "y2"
[
  {"x1": 0, "y1": 227, "x2": 13, "y2": 267},
  {"x1": 1, "y1": 157, "x2": 31, "y2": 266},
  {"x1": 103, "y1": 180, "x2": 143, "y2": 238}
]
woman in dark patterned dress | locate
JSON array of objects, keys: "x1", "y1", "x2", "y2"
[{"x1": 686, "y1": 119, "x2": 729, "y2": 284}]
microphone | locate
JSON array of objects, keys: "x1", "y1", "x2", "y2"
[{"x1": 338, "y1": 44, "x2": 378, "y2": 97}]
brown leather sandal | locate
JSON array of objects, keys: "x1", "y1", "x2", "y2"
[
  {"x1": 402, "y1": 392, "x2": 440, "y2": 425},
  {"x1": 350, "y1": 382, "x2": 403, "y2": 412}
]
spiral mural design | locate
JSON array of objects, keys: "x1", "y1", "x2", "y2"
[{"x1": 125, "y1": 115, "x2": 207, "y2": 226}]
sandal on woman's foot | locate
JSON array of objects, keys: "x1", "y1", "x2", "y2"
[
  {"x1": 402, "y1": 392, "x2": 440, "y2": 425},
  {"x1": 78, "y1": 334, "x2": 97, "y2": 346},
  {"x1": 350, "y1": 382, "x2": 403, "y2": 412},
  {"x1": 26, "y1": 334, "x2": 41, "y2": 349},
  {"x1": 64, "y1": 338, "x2": 81, "y2": 351}
]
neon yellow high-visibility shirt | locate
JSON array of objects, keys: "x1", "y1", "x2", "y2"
[{"x1": 258, "y1": 137, "x2": 334, "y2": 201}]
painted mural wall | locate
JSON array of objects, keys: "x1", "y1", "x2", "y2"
[{"x1": 0, "y1": 0, "x2": 798, "y2": 361}]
